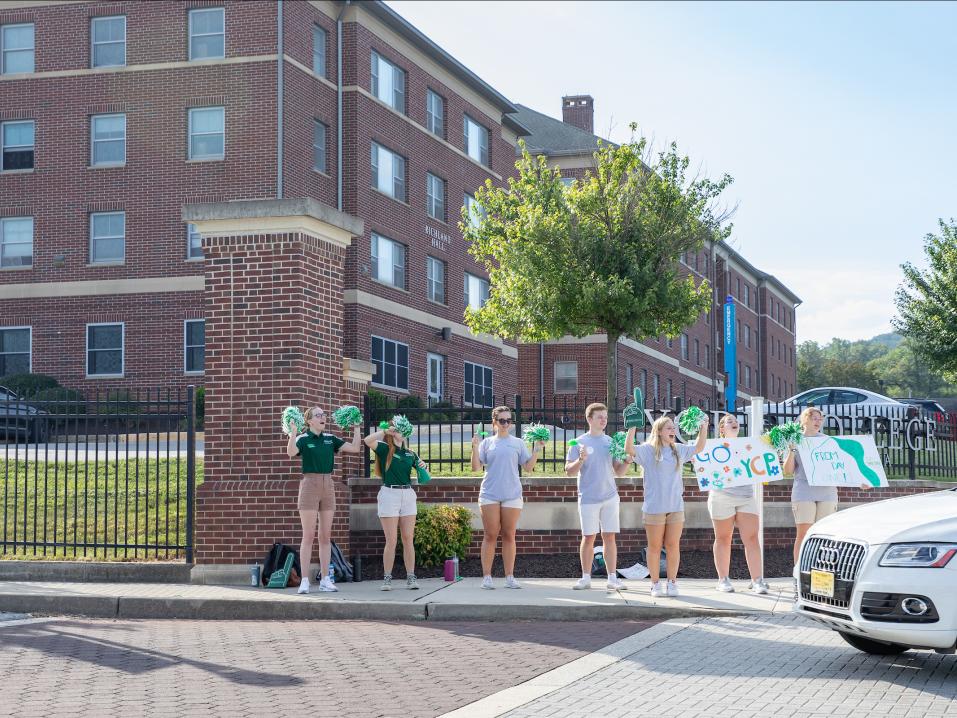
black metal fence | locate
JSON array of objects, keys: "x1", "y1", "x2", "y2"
[
  {"x1": 0, "y1": 386, "x2": 197, "y2": 561},
  {"x1": 363, "y1": 394, "x2": 957, "y2": 480}
]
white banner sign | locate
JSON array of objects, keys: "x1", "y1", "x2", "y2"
[
  {"x1": 691, "y1": 438, "x2": 785, "y2": 491},
  {"x1": 797, "y1": 434, "x2": 889, "y2": 487}
]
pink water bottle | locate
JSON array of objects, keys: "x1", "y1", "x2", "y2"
[{"x1": 444, "y1": 558, "x2": 455, "y2": 582}]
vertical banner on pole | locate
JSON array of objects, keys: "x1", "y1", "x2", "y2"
[{"x1": 723, "y1": 296, "x2": 737, "y2": 413}]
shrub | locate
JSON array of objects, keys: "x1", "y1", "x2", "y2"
[
  {"x1": 365, "y1": 388, "x2": 391, "y2": 411},
  {"x1": 92, "y1": 389, "x2": 141, "y2": 416},
  {"x1": 32, "y1": 387, "x2": 87, "y2": 415},
  {"x1": 396, "y1": 394, "x2": 423, "y2": 411},
  {"x1": 427, "y1": 399, "x2": 455, "y2": 423},
  {"x1": 406, "y1": 503, "x2": 473, "y2": 568},
  {"x1": 0, "y1": 373, "x2": 59, "y2": 397}
]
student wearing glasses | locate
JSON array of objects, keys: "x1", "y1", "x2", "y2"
[
  {"x1": 285, "y1": 406, "x2": 362, "y2": 594},
  {"x1": 470, "y1": 405, "x2": 544, "y2": 590}
]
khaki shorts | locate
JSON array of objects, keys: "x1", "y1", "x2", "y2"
[
  {"x1": 708, "y1": 491, "x2": 759, "y2": 521},
  {"x1": 791, "y1": 501, "x2": 837, "y2": 525},
  {"x1": 643, "y1": 511, "x2": 685, "y2": 526},
  {"x1": 298, "y1": 473, "x2": 336, "y2": 512}
]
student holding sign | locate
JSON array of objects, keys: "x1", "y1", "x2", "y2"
[
  {"x1": 625, "y1": 413, "x2": 708, "y2": 597},
  {"x1": 708, "y1": 414, "x2": 768, "y2": 594}
]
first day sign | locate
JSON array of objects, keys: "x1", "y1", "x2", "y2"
[{"x1": 797, "y1": 434, "x2": 889, "y2": 487}]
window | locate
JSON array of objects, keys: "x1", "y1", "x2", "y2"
[
  {"x1": 736, "y1": 277, "x2": 741, "y2": 298},
  {"x1": 371, "y1": 233, "x2": 406, "y2": 289},
  {"x1": 312, "y1": 24, "x2": 326, "y2": 76},
  {"x1": 91, "y1": 15, "x2": 125, "y2": 68},
  {"x1": 87, "y1": 323, "x2": 124, "y2": 377},
  {"x1": 464, "y1": 272, "x2": 489, "y2": 310},
  {"x1": 769, "y1": 336, "x2": 774, "y2": 357},
  {"x1": 666, "y1": 337, "x2": 673, "y2": 349},
  {"x1": 2, "y1": 120, "x2": 34, "y2": 170},
  {"x1": 188, "y1": 7, "x2": 225, "y2": 61},
  {"x1": 744, "y1": 365, "x2": 751, "y2": 389},
  {"x1": 465, "y1": 361, "x2": 492, "y2": 407},
  {"x1": 745, "y1": 324, "x2": 751, "y2": 349},
  {"x1": 1, "y1": 23, "x2": 33, "y2": 74},
  {"x1": 626, "y1": 364, "x2": 633, "y2": 394},
  {"x1": 554, "y1": 361, "x2": 578, "y2": 393},
  {"x1": 426, "y1": 172, "x2": 445, "y2": 221},
  {"x1": 665, "y1": 379, "x2": 673, "y2": 403},
  {"x1": 427, "y1": 352, "x2": 444, "y2": 401},
  {"x1": 91, "y1": 113, "x2": 125, "y2": 165},
  {"x1": 705, "y1": 344, "x2": 711, "y2": 369},
  {"x1": 560, "y1": 176, "x2": 575, "y2": 188},
  {"x1": 653, "y1": 373, "x2": 660, "y2": 401},
  {"x1": 426, "y1": 256, "x2": 445, "y2": 304},
  {"x1": 640, "y1": 368, "x2": 647, "y2": 400},
  {"x1": 426, "y1": 89, "x2": 444, "y2": 137},
  {"x1": 463, "y1": 193, "x2": 486, "y2": 228},
  {"x1": 371, "y1": 50, "x2": 405, "y2": 112},
  {"x1": 464, "y1": 115, "x2": 489, "y2": 166},
  {"x1": 694, "y1": 338, "x2": 700, "y2": 366},
  {"x1": 184, "y1": 319, "x2": 205, "y2": 373},
  {"x1": 186, "y1": 223, "x2": 203, "y2": 259},
  {"x1": 0, "y1": 327, "x2": 30, "y2": 375},
  {"x1": 371, "y1": 336, "x2": 409, "y2": 391},
  {"x1": 736, "y1": 319, "x2": 741, "y2": 342},
  {"x1": 744, "y1": 284, "x2": 750, "y2": 307},
  {"x1": 1, "y1": 217, "x2": 32, "y2": 268},
  {"x1": 371, "y1": 142, "x2": 405, "y2": 200},
  {"x1": 313, "y1": 120, "x2": 327, "y2": 172},
  {"x1": 90, "y1": 211, "x2": 125, "y2": 264},
  {"x1": 680, "y1": 333, "x2": 689, "y2": 360},
  {"x1": 188, "y1": 107, "x2": 224, "y2": 160}
]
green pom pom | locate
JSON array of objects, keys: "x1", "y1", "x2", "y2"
[
  {"x1": 610, "y1": 431, "x2": 628, "y2": 462},
  {"x1": 677, "y1": 406, "x2": 707, "y2": 436},
  {"x1": 379, "y1": 421, "x2": 390, "y2": 430},
  {"x1": 281, "y1": 406, "x2": 305, "y2": 436},
  {"x1": 391, "y1": 414, "x2": 414, "y2": 439},
  {"x1": 332, "y1": 405, "x2": 362, "y2": 430},
  {"x1": 523, "y1": 424, "x2": 551, "y2": 443},
  {"x1": 568, "y1": 439, "x2": 578, "y2": 447},
  {"x1": 765, "y1": 421, "x2": 803, "y2": 452}
]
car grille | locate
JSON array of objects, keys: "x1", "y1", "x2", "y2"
[{"x1": 799, "y1": 537, "x2": 867, "y2": 610}]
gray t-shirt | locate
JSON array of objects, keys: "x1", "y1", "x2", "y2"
[
  {"x1": 566, "y1": 433, "x2": 618, "y2": 504},
  {"x1": 714, "y1": 484, "x2": 755, "y2": 499},
  {"x1": 478, "y1": 435, "x2": 531, "y2": 503},
  {"x1": 790, "y1": 444, "x2": 838, "y2": 503},
  {"x1": 634, "y1": 442, "x2": 698, "y2": 514}
]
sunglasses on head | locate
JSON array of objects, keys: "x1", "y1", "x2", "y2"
[{"x1": 496, "y1": 417, "x2": 512, "y2": 425}]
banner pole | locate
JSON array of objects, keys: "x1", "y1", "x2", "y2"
[{"x1": 750, "y1": 396, "x2": 765, "y2": 577}]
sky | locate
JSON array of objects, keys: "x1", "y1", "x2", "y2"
[{"x1": 386, "y1": 0, "x2": 957, "y2": 345}]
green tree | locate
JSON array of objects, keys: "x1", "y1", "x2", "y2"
[
  {"x1": 797, "y1": 340, "x2": 826, "y2": 390},
  {"x1": 462, "y1": 128, "x2": 733, "y2": 406},
  {"x1": 868, "y1": 340, "x2": 957, "y2": 398},
  {"x1": 894, "y1": 219, "x2": 957, "y2": 382}
]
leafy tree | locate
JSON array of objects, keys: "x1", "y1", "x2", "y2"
[
  {"x1": 868, "y1": 340, "x2": 957, "y2": 398},
  {"x1": 462, "y1": 127, "x2": 733, "y2": 406},
  {"x1": 894, "y1": 219, "x2": 957, "y2": 382}
]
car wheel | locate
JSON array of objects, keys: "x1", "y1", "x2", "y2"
[{"x1": 838, "y1": 632, "x2": 910, "y2": 655}]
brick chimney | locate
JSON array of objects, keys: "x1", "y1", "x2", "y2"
[{"x1": 562, "y1": 95, "x2": 594, "y2": 133}]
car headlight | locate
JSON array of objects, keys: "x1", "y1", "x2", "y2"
[{"x1": 879, "y1": 543, "x2": 957, "y2": 568}]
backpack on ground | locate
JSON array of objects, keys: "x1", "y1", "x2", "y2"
[
  {"x1": 315, "y1": 541, "x2": 354, "y2": 582},
  {"x1": 261, "y1": 542, "x2": 302, "y2": 587}
]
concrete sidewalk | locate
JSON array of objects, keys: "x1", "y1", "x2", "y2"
[{"x1": 0, "y1": 576, "x2": 796, "y2": 621}]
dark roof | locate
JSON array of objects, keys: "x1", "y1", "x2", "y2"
[{"x1": 509, "y1": 104, "x2": 610, "y2": 157}]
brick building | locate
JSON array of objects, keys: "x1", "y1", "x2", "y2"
[{"x1": 1, "y1": 1, "x2": 798, "y2": 409}]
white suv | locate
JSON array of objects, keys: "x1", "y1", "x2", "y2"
[{"x1": 793, "y1": 489, "x2": 957, "y2": 654}]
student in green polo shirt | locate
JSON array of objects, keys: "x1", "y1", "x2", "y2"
[
  {"x1": 363, "y1": 420, "x2": 428, "y2": 591},
  {"x1": 285, "y1": 406, "x2": 362, "y2": 595}
]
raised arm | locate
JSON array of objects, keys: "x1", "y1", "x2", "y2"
[
  {"x1": 340, "y1": 425, "x2": 363, "y2": 453},
  {"x1": 564, "y1": 443, "x2": 585, "y2": 476},
  {"x1": 694, "y1": 416, "x2": 710, "y2": 454},
  {"x1": 624, "y1": 426, "x2": 638, "y2": 457},
  {"x1": 783, "y1": 448, "x2": 796, "y2": 476},
  {"x1": 285, "y1": 422, "x2": 299, "y2": 458},
  {"x1": 523, "y1": 440, "x2": 544, "y2": 472},
  {"x1": 364, "y1": 427, "x2": 386, "y2": 449},
  {"x1": 470, "y1": 433, "x2": 483, "y2": 472}
]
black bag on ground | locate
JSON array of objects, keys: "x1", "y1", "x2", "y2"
[
  {"x1": 591, "y1": 548, "x2": 607, "y2": 577},
  {"x1": 640, "y1": 546, "x2": 668, "y2": 576},
  {"x1": 315, "y1": 541, "x2": 354, "y2": 582},
  {"x1": 262, "y1": 542, "x2": 302, "y2": 586}
]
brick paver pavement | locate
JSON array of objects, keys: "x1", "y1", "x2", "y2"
[
  {"x1": 0, "y1": 618, "x2": 654, "y2": 718},
  {"x1": 502, "y1": 614, "x2": 957, "y2": 718}
]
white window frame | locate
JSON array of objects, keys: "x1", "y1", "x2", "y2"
[
  {"x1": 90, "y1": 113, "x2": 126, "y2": 166},
  {"x1": 426, "y1": 89, "x2": 444, "y2": 137},
  {"x1": 464, "y1": 360, "x2": 493, "y2": 408},
  {"x1": 89, "y1": 211, "x2": 125, "y2": 264},
  {"x1": 186, "y1": 223, "x2": 203, "y2": 260},
  {"x1": 86, "y1": 322, "x2": 124, "y2": 378},
  {"x1": 426, "y1": 172, "x2": 445, "y2": 221},
  {"x1": 463, "y1": 192, "x2": 485, "y2": 228},
  {"x1": 188, "y1": 106, "x2": 225, "y2": 160},
  {"x1": 312, "y1": 24, "x2": 327, "y2": 77},
  {"x1": 183, "y1": 319, "x2": 205, "y2": 375},
  {"x1": 90, "y1": 15, "x2": 126, "y2": 68},
  {"x1": 464, "y1": 272, "x2": 489, "y2": 311},
  {"x1": 370, "y1": 141, "x2": 405, "y2": 200},
  {"x1": 370, "y1": 50, "x2": 405, "y2": 112},
  {"x1": 680, "y1": 333, "x2": 689, "y2": 361},
  {"x1": 554, "y1": 361, "x2": 578, "y2": 394},
  {"x1": 313, "y1": 119, "x2": 327, "y2": 173},
  {"x1": 665, "y1": 378, "x2": 673, "y2": 403},
  {"x1": 463, "y1": 114, "x2": 489, "y2": 166},
  {"x1": 427, "y1": 352, "x2": 445, "y2": 402},
  {"x1": 1, "y1": 119, "x2": 35, "y2": 171},
  {"x1": 426, "y1": 255, "x2": 445, "y2": 305},
  {"x1": 188, "y1": 7, "x2": 225, "y2": 61},
  {"x1": 371, "y1": 335, "x2": 409, "y2": 391},
  {"x1": 371, "y1": 232, "x2": 406, "y2": 289},
  {"x1": 1, "y1": 216, "x2": 33, "y2": 268},
  {"x1": 0, "y1": 325, "x2": 32, "y2": 375},
  {"x1": 1, "y1": 22, "x2": 34, "y2": 75}
]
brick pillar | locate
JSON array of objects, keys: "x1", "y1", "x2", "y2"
[{"x1": 183, "y1": 198, "x2": 363, "y2": 566}]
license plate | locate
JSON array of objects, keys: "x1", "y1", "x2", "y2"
[{"x1": 810, "y1": 569, "x2": 835, "y2": 598}]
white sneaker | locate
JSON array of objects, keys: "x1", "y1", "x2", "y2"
[
  {"x1": 650, "y1": 581, "x2": 665, "y2": 598},
  {"x1": 607, "y1": 577, "x2": 626, "y2": 591},
  {"x1": 504, "y1": 575, "x2": 522, "y2": 589},
  {"x1": 666, "y1": 579, "x2": 680, "y2": 597},
  {"x1": 481, "y1": 576, "x2": 495, "y2": 590},
  {"x1": 297, "y1": 577, "x2": 310, "y2": 595},
  {"x1": 573, "y1": 576, "x2": 592, "y2": 590},
  {"x1": 318, "y1": 577, "x2": 338, "y2": 592},
  {"x1": 716, "y1": 577, "x2": 734, "y2": 593},
  {"x1": 749, "y1": 578, "x2": 769, "y2": 595},
  {"x1": 406, "y1": 574, "x2": 419, "y2": 590},
  {"x1": 381, "y1": 574, "x2": 392, "y2": 591}
]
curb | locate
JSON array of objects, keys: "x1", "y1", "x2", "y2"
[{"x1": 0, "y1": 561, "x2": 191, "y2": 584}]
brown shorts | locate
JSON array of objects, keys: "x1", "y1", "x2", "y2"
[
  {"x1": 298, "y1": 473, "x2": 336, "y2": 512},
  {"x1": 643, "y1": 511, "x2": 685, "y2": 526}
]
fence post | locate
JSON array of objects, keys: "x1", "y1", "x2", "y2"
[
  {"x1": 362, "y1": 393, "x2": 372, "y2": 479},
  {"x1": 185, "y1": 385, "x2": 196, "y2": 564},
  {"x1": 750, "y1": 396, "x2": 765, "y2": 574},
  {"x1": 907, "y1": 440, "x2": 916, "y2": 480}
]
